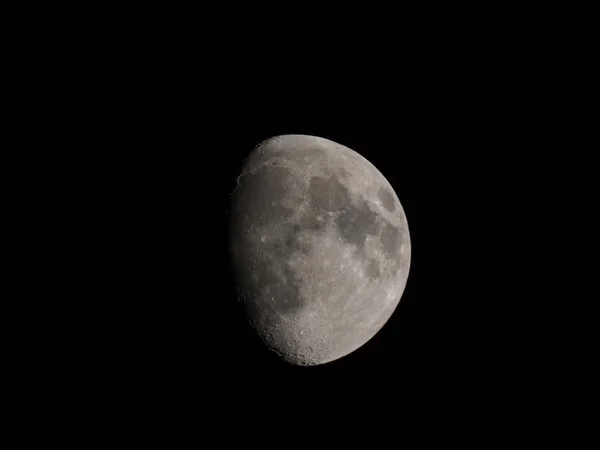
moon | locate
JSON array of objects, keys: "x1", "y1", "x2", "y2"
[{"x1": 228, "y1": 134, "x2": 411, "y2": 366}]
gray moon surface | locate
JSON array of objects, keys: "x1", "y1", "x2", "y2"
[{"x1": 228, "y1": 134, "x2": 411, "y2": 366}]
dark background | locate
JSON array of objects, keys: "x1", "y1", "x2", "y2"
[
  {"x1": 559, "y1": 30, "x2": 598, "y2": 94},
  {"x1": 4, "y1": 12, "x2": 594, "y2": 449}
]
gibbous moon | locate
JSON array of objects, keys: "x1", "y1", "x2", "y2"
[{"x1": 228, "y1": 134, "x2": 411, "y2": 366}]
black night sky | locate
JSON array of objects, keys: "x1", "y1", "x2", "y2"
[{"x1": 5, "y1": 16, "x2": 594, "y2": 449}]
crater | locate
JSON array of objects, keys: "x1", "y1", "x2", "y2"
[
  {"x1": 378, "y1": 187, "x2": 396, "y2": 212},
  {"x1": 308, "y1": 175, "x2": 351, "y2": 212}
]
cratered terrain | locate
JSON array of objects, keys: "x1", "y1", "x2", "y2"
[{"x1": 228, "y1": 134, "x2": 411, "y2": 366}]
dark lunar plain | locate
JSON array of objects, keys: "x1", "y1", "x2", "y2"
[{"x1": 3, "y1": 17, "x2": 593, "y2": 449}]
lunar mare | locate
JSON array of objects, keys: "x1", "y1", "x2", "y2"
[{"x1": 229, "y1": 134, "x2": 411, "y2": 365}]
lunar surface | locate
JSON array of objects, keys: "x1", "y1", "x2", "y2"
[{"x1": 228, "y1": 134, "x2": 411, "y2": 366}]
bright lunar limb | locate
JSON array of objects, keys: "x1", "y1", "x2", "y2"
[{"x1": 228, "y1": 134, "x2": 411, "y2": 366}]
